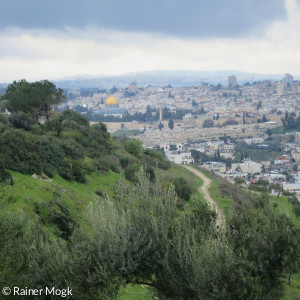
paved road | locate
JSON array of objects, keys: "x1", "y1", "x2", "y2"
[{"x1": 184, "y1": 165, "x2": 225, "y2": 227}]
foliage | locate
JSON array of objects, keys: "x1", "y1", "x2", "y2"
[
  {"x1": 234, "y1": 176, "x2": 245, "y2": 186},
  {"x1": 172, "y1": 177, "x2": 193, "y2": 201},
  {"x1": 227, "y1": 202, "x2": 300, "y2": 299},
  {"x1": 8, "y1": 111, "x2": 37, "y2": 131},
  {"x1": 43, "y1": 163, "x2": 56, "y2": 178},
  {"x1": 191, "y1": 149, "x2": 233, "y2": 167},
  {"x1": 0, "y1": 214, "x2": 69, "y2": 292},
  {"x1": 0, "y1": 164, "x2": 13, "y2": 184},
  {"x1": 222, "y1": 118, "x2": 239, "y2": 126},
  {"x1": 158, "y1": 122, "x2": 164, "y2": 131},
  {"x1": 124, "y1": 163, "x2": 140, "y2": 182},
  {"x1": 0, "y1": 129, "x2": 43, "y2": 174},
  {"x1": 1, "y1": 168, "x2": 300, "y2": 299},
  {"x1": 168, "y1": 118, "x2": 174, "y2": 130},
  {"x1": 124, "y1": 139, "x2": 142, "y2": 157},
  {"x1": 3, "y1": 79, "x2": 65, "y2": 119},
  {"x1": 257, "y1": 115, "x2": 268, "y2": 123},
  {"x1": 281, "y1": 112, "x2": 300, "y2": 131},
  {"x1": 0, "y1": 113, "x2": 8, "y2": 124}
]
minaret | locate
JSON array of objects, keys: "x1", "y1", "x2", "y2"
[{"x1": 159, "y1": 108, "x2": 162, "y2": 121}]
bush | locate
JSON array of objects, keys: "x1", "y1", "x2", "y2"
[
  {"x1": 103, "y1": 155, "x2": 120, "y2": 173},
  {"x1": 0, "y1": 165, "x2": 13, "y2": 184},
  {"x1": 172, "y1": 177, "x2": 193, "y2": 201},
  {"x1": 58, "y1": 160, "x2": 75, "y2": 181},
  {"x1": 61, "y1": 109, "x2": 90, "y2": 127},
  {"x1": 124, "y1": 163, "x2": 140, "y2": 182},
  {"x1": 119, "y1": 156, "x2": 129, "y2": 169},
  {"x1": 43, "y1": 163, "x2": 56, "y2": 178},
  {"x1": 93, "y1": 158, "x2": 110, "y2": 173},
  {"x1": 146, "y1": 165, "x2": 155, "y2": 182},
  {"x1": 0, "y1": 113, "x2": 8, "y2": 124},
  {"x1": 61, "y1": 140, "x2": 84, "y2": 159},
  {"x1": 222, "y1": 118, "x2": 239, "y2": 126},
  {"x1": 71, "y1": 161, "x2": 86, "y2": 183},
  {"x1": 124, "y1": 139, "x2": 142, "y2": 156},
  {"x1": 34, "y1": 199, "x2": 77, "y2": 239},
  {"x1": 9, "y1": 112, "x2": 36, "y2": 131},
  {"x1": 158, "y1": 160, "x2": 171, "y2": 170},
  {"x1": 38, "y1": 136, "x2": 65, "y2": 168}
]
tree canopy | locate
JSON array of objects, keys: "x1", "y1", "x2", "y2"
[{"x1": 2, "y1": 79, "x2": 65, "y2": 120}]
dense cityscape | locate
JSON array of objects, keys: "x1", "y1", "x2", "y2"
[{"x1": 54, "y1": 73, "x2": 300, "y2": 198}]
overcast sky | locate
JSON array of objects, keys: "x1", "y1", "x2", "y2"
[{"x1": 0, "y1": 0, "x2": 299, "y2": 82}]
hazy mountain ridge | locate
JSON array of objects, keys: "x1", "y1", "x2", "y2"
[
  {"x1": 52, "y1": 70, "x2": 300, "y2": 89},
  {"x1": 1, "y1": 70, "x2": 298, "y2": 90}
]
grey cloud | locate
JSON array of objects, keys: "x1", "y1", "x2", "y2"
[{"x1": 0, "y1": 0, "x2": 287, "y2": 38}]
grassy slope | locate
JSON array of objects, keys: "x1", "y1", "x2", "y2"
[
  {"x1": 1, "y1": 170, "x2": 122, "y2": 235},
  {"x1": 199, "y1": 167, "x2": 254, "y2": 219}
]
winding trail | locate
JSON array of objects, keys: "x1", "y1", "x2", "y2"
[{"x1": 184, "y1": 165, "x2": 225, "y2": 227}]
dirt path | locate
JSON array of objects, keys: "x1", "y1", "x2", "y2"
[{"x1": 184, "y1": 165, "x2": 225, "y2": 227}]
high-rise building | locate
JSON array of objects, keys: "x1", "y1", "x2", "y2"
[
  {"x1": 282, "y1": 73, "x2": 293, "y2": 87},
  {"x1": 277, "y1": 82, "x2": 285, "y2": 95},
  {"x1": 228, "y1": 75, "x2": 237, "y2": 87}
]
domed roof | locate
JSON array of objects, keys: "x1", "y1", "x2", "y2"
[{"x1": 105, "y1": 96, "x2": 119, "y2": 105}]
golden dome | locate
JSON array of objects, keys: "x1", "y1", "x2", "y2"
[{"x1": 105, "y1": 96, "x2": 119, "y2": 105}]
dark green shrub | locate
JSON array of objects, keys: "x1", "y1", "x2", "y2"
[
  {"x1": 158, "y1": 160, "x2": 170, "y2": 170},
  {"x1": 104, "y1": 155, "x2": 120, "y2": 173},
  {"x1": 61, "y1": 140, "x2": 84, "y2": 159},
  {"x1": 146, "y1": 165, "x2": 155, "y2": 182},
  {"x1": 124, "y1": 163, "x2": 140, "y2": 182},
  {"x1": 124, "y1": 139, "x2": 142, "y2": 156},
  {"x1": 2, "y1": 129, "x2": 43, "y2": 174},
  {"x1": 0, "y1": 113, "x2": 8, "y2": 124},
  {"x1": 95, "y1": 188, "x2": 107, "y2": 198},
  {"x1": 61, "y1": 109, "x2": 90, "y2": 127},
  {"x1": 61, "y1": 119, "x2": 81, "y2": 131},
  {"x1": 45, "y1": 115, "x2": 63, "y2": 136},
  {"x1": 58, "y1": 160, "x2": 86, "y2": 183},
  {"x1": 9, "y1": 112, "x2": 36, "y2": 131},
  {"x1": 72, "y1": 161, "x2": 86, "y2": 183},
  {"x1": 38, "y1": 136, "x2": 65, "y2": 168},
  {"x1": 58, "y1": 160, "x2": 75, "y2": 181},
  {"x1": 43, "y1": 163, "x2": 56, "y2": 178},
  {"x1": 119, "y1": 156, "x2": 129, "y2": 169},
  {"x1": 172, "y1": 177, "x2": 193, "y2": 201},
  {"x1": 0, "y1": 165, "x2": 13, "y2": 184},
  {"x1": 93, "y1": 158, "x2": 110, "y2": 173},
  {"x1": 34, "y1": 199, "x2": 77, "y2": 239}
]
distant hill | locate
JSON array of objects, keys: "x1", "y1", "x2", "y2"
[
  {"x1": 1, "y1": 70, "x2": 299, "y2": 90},
  {"x1": 47, "y1": 70, "x2": 300, "y2": 89}
]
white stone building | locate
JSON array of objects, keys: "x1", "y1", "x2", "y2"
[
  {"x1": 231, "y1": 159, "x2": 262, "y2": 174},
  {"x1": 163, "y1": 142, "x2": 194, "y2": 165}
]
